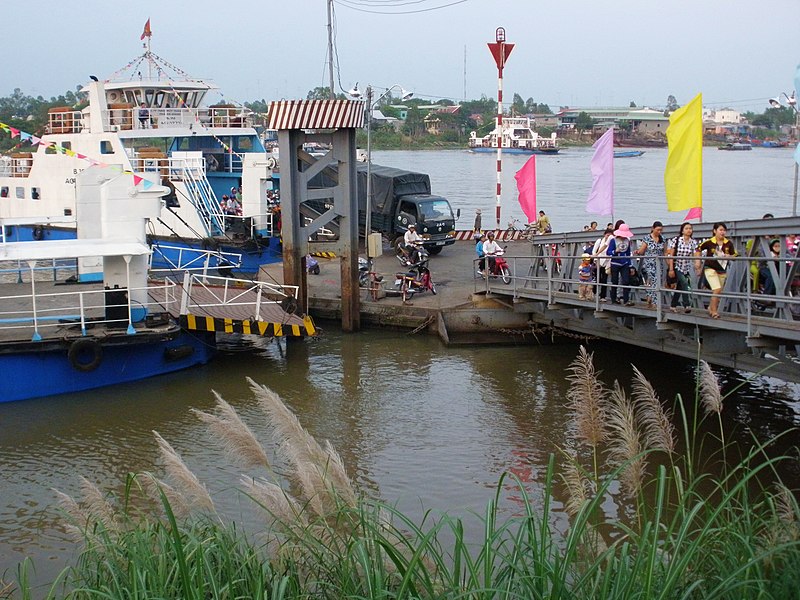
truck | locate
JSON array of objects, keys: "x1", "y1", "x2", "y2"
[{"x1": 356, "y1": 164, "x2": 459, "y2": 254}]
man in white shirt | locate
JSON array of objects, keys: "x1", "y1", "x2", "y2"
[
  {"x1": 482, "y1": 232, "x2": 502, "y2": 273},
  {"x1": 402, "y1": 224, "x2": 422, "y2": 263}
]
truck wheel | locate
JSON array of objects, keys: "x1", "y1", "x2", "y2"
[{"x1": 428, "y1": 246, "x2": 443, "y2": 255}]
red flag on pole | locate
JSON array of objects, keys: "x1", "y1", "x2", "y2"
[
  {"x1": 140, "y1": 18, "x2": 151, "y2": 40},
  {"x1": 514, "y1": 156, "x2": 537, "y2": 223}
]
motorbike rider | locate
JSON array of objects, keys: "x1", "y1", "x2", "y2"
[
  {"x1": 402, "y1": 223, "x2": 423, "y2": 264},
  {"x1": 482, "y1": 232, "x2": 502, "y2": 274}
]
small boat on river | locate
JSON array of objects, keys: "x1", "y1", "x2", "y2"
[
  {"x1": 718, "y1": 142, "x2": 752, "y2": 151},
  {"x1": 468, "y1": 117, "x2": 559, "y2": 155},
  {"x1": 613, "y1": 150, "x2": 645, "y2": 158}
]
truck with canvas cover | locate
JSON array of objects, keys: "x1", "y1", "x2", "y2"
[{"x1": 357, "y1": 164, "x2": 458, "y2": 254}]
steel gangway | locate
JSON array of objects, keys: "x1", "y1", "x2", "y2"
[{"x1": 180, "y1": 164, "x2": 225, "y2": 237}]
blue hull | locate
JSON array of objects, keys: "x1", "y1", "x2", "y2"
[
  {"x1": 0, "y1": 330, "x2": 216, "y2": 403},
  {"x1": 469, "y1": 147, "x2": 559, "y2": 155}
]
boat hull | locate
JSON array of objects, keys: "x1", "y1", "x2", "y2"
[
  {"x1": 0, "y1": 329, "x2": 216, "y2": 403},
  {"x1": 468, "y1": 147, "x2": 560, "y2": 155}
]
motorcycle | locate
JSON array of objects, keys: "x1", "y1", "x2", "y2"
[
  {"x1": 306, "y1": 255, "x2": 320, "y2": 275},
  {"x1": 394, "y1": 241, "x2": 436, "y2": 301},
  {"x1": 484, "y1": 247, "x2": 511, "y2": 284}
]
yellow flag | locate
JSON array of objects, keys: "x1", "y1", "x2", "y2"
[{"x1": 664, "y1": 93, "x2": 702, "y2": 212}]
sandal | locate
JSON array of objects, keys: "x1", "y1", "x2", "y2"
[{"x1": 709, "y1": 312, "x2": 720, "y2": 319}]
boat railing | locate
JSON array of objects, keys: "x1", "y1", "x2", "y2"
[
  {"x1": 149, "y1": 244, "x2": 242, "y2": 277},
  {"x1": 0, "y1": 278, "x2": 180, "y2": 340},
  {"x1": 244, "y1": 211, "x2": 274, "y2": 238},
  {"x1": 180, "y1": 272, "x2": 299, "y2": 323},
  {"x1": 0, "y1": 259, "x2": 77, "y2": 283},
  {"x1": 47, "y1": 109, "x2": 84, "y2": 134}
]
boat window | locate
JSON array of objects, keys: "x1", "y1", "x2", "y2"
[
  {"x1": 16, "y1": 187, "x2": 24, "y2": 199},
  {"x1": 100, "y1": 140, "x2": 114, "y2": 154},
  {"x1": 31, "y1": 187, "x2": 40, "y2": 200},
  {"x1": 45, "y1": 145, "x2": 57, "y2": 155},
  {"x1": 185, "y1": 92, "x2": 195, "y2": 108},
  {"x1": 62, "y1": 141, "x2": 71, "y2": 150},
  {"x1": 145, "y1": 89, "x2": 154, "y2": 105},
  {"x1": 0, "y1": 187, "x2": 8, "y2": 198},
  {"x1": 239, "y1": 137, "x2": 253, "y2": 151},
  {"x1": 155, "y1": 91, "x2": 165, "y2": 107}
]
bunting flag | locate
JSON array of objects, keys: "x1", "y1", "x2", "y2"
[
  {"x1": 514, "y1": 155, "x2": 537, "y2": 223},
  {"x1": 664, "y1": 93, "x2": 703, "y2": 212},
  {"x1": 685, "y1": 206, "x2": 703, "y2": 221},
  {"x1": 140, "y1": 18, "x2": 151, "y2": 41},
  {"x1": 586, "y1": 127, "x2": 614, "y2": 216}
]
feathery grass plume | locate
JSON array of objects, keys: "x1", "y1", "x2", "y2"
[
  {"x1": 192, "y1": 391, "x2": 270, "y2": 469},
  {"x1": 247, "y1": 377, "x2": 357, "y2": 516},
  {"x1": 775, "y1": 483, "x2": 799, "y2": 540},
  {"x1": 562, "y1": 457, "x2": 590, "y2": 518},
  {"x1": 240, "y1": 476, "x2": 307, "y2": 530},
  {"x1": 153, "y1": 431, "x2": 215, "y2": 513},
  {"x1": 631, "y1": 366, "x2": 675, "y2": 453},
  {"x1": 141, "y1": 474, "x2": 191, "y2": 520},
  {"x1": 605, "y1": 381, "x2": 645, "y2": 498},
  {"x1": 78, "y1": 476, "x2": 117, "y2": 532},
  {"x1": 52, "y1": 489, "x2": 88, "y2": 541},
  {"x1": 698, "y1": 360, "x2": 723, "y2": 415},
  {"x1": 566, "y1": 346, "x2": 608, "y2": 447}
]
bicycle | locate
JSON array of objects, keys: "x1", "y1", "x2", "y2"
[{"x1": 505, "y1": 218, "x2": 537, "y2": 241}]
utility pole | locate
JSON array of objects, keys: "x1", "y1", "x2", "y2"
[{"x1": 327, "y1": 0, "x2": 336, "y2": 99}]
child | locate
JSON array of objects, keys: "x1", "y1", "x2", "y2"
[{"x1": 578, "y1": 253, "x2": 594, "y2": 300}]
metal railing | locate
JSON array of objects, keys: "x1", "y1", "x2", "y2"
[
  {"x1": 46, "y1": 107, "x2": 255, "y2": 134},
  {"x1": 0, "y1": 279, "x2": 179, "y2": 340},
  {"x1": 148, "y1": 244, "x2": 242, "y2": 277},
  {"x1": 476, "y1": 252, "x2": 800, "y2": 342},
  {"x1": 179, "y1": 272, "x2": 298, "y2": 323}
]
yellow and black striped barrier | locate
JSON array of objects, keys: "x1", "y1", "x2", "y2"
[
  {"x1": 180, "y1": 314, "x2": 316, "y2": 337},
  {"x1": 309, "y1": 251, "x2": 336, "y2": 259}
]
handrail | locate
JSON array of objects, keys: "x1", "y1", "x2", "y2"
[
  {"x1": 475, "y1": 252, "x2": 800, "y2": 340},
  {"x1": 0, "y1": 279, "x2": 179, "y2": 340},
  {"x1": 148, "y1": 244, "x2": 242, "y2": 277},
  {"x1": 180, "y1": 272, "x2": 299, "y2": 323}
]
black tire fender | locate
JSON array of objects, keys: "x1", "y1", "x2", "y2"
[
  {"x1": 32, "y1": 225, "x2": 44, "y2": 241},
  {"x1": 68, "y1": 338, "x2": 103, "y2": 372}
]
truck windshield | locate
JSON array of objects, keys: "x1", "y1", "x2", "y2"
[{"x1": 418, "y1": 199, "x2": 452, "y2": 221}]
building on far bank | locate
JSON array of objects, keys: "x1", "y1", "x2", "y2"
[{"x1": 556, "y1": 107, "x2": 670, "y2": 134}]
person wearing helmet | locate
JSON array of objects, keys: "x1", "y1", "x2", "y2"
[{"x1": 403, "y1": 224, "x2": 422, "y2": 264}]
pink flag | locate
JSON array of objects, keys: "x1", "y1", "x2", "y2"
[
  {"x1": 685, "y1": 206, "x2": 703, "y2": 220},
  {"x1": 586, "y1": 128, "x2": 614, "y2": 215},
  {"x1": 9, "y1": 127, "x2": 19, "y2": 138},
  {"x1": 514, "y1": 155, "x2": 537, "y2": 223},
  {"x1": 132, "y1": 175, "x2": 143, "y2": 186}
]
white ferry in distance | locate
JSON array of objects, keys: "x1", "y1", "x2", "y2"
[
  {"x1": 468, "y1": 116, "x2": 559, "y2": 155},
  {"x1": 0, "y1": 30, "x2": 281, "y2": 278}
]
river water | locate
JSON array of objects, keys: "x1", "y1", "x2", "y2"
[{"x1": 1, "y1": 148, "x2": 799, "y2": 589}]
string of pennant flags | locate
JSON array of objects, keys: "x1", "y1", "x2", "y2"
[{"x1": 0, "y1": 121, "x2": 155, "y2": 189}]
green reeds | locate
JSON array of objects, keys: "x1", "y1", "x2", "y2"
[{"x1": 18, "y1": 351, "x2": 800, "y2": 599}]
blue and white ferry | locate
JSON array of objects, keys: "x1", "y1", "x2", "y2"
[{"x1": 0, "y1": 34, "x2": 280, "y2": 279}]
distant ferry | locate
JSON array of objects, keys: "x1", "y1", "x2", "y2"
[
  {"x1": 718, "y1": 142, "x2": 752, "y2": 151},
  {"x1": 468, "y1": 116, "x2": 559, "y2": 155}
]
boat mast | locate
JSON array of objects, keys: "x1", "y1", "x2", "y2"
[{"x1": 327, "y1": 0, "x2": 335, "y2": 99}]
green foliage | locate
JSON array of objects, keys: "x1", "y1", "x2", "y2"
[
  {"x1": 0, "y1": 86, "x2": 86, "y2": 152},
  {"x1": 305, "y1": 87, "x2": 346, "y2": 101},
  {"x1": 576, "y1": 111, "x2": 594, "y2": 130}
]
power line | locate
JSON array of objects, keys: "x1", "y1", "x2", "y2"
[{"x1": 334, "y1": 0, "x2": 468, "y2": 15}]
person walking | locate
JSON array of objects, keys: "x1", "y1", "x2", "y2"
[
  {"x1": 635, "y1": 221, "x2": 666, "y2": 308},
  {"x1": 607, "y1": 223, "x2": 635, "y2": 306},
  {"x1": 666, "y1": 222, "x2": 700, "y2": 313},
  {"x1": 592, "y1": 227, "x2": 614, "y2": 302},
  {"x1": 698, "y1": 222, "x2": 737, "y2": 319},
  {"x1": 473, "y1": 209, "x2": 482, "y2": 238}
]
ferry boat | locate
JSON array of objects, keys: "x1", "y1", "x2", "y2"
[
  {"x1": 718, "y1": 142, "x2": 753, "y2": 151},
  {"x1": 0, "y1": 33, "x2": 280, "y2": 280},
  {"x1": 468, "y1": 116, "x2": 560, "y2": 155},
  {"x1": 0, "y1": 166, "x2": 313, "y2": 403}
]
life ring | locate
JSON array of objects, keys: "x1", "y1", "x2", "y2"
[
  {"x1": 32, "y1": 225, "x2": 44, "y2": 241},
  {"x1": 266, "y1": 156, "x2": 277, "y2": 169},
  {"x1": 68, "y1": 338, "x2": 103, "y2": 372}
]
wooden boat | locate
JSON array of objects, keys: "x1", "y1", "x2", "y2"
[{"x1": 613, "y1": 150, "x2": 645, "y2": 158}]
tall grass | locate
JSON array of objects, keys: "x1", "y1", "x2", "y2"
[{"x1": 12, "y1": 351, "x2": 800, "y2": 599}]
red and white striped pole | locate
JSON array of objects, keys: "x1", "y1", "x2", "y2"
[{"x1": 487, "y1": 28, "x2": 514, "y2": 229}]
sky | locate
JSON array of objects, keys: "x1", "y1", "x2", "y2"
[{"x1": 3, "y1": 0, "x2": 799, "y2": 113}]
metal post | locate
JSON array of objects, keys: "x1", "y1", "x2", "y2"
[
  {"x1": 793, "y1": 161, "x2": 798, "y2": 217},
  {"x1": 327, "y1": 0, "x2": 336, "y2": 100},
  {"x1": 366, "y1": 86, "x2": 373, "y2": 257}
]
